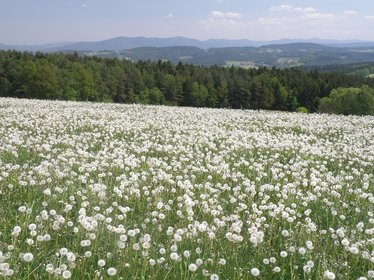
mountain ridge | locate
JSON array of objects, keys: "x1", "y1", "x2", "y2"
[
  {"x1": 97, "y1": 43, "x2": 374, "y2": 68},
  {"x1": 2, "y1": 36, "x2": 374, "y2": 52},
  {"x1": 2, "y1": 37, "x2": 374, "y2": 68}
]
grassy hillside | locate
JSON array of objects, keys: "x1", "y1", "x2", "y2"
[{"x1": 0, "y1": 98, "x2": 373, "y2": 279}]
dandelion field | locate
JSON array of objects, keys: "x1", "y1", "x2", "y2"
[{"x1": 0, "y1": 98, "x2": 373, "y2": 279}]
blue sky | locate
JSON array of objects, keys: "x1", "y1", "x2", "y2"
[{"x1": 1, "y1": 0, "x2": 374, "y2": 44}]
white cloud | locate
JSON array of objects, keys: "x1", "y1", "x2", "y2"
[
  {"x1": 270, "y1": 4, "x2": 359, "y2": 20},
  {"x1": 266, "y1": 4, "x2": 338, "y2": 23},
  {"x1": 165, "y1": 13, "x2": 173, "y2": 18},
  {"x1": 81, "y1": 3, "x2": 88, "y2": 7},
  {"x1": 198, "y1": 10, "x2": 243, "y2": 29},
  {"x1": 196, "y1": 4, "x2": 370, "y2": 41},
  {"x1": 270, "y1": 4, "x2": 317, "y2": 14},
  {"x1": 303, "y1": 13, "x2": 337, "y2": 20},
  {"x1": 343, "y1": 10, "x2": 358, "y2": 16},
  {"x1": 211, "y1": 10, "x2": 241, "y2": 19}
]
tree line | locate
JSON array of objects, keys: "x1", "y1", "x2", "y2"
[{"x1": 1, "y1": 50, "x2": 373, "y2": 114}]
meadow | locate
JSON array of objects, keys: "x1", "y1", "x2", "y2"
[{"x1": 0, "y1": 98, "x2": 373, "y2": 279}]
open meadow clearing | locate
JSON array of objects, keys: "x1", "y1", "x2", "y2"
[{"x1": 0, "y1": 98, "x2": 373, "y2": 279}]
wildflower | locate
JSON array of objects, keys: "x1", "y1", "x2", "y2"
[
  {"x1": 210, "y1": 274, "x2": 219, "y2": 280},
  {"x1": 66, "y1": 252, "x2": 76, "y2": 262},
  {"x1": 303, "y1": 265, "x2": 311, "y2": 273},
  {"x1": 98, "y1": 259, "x2": 106, "y2": 267},
  {"x1": 23, "y1": 253, "x2": 34, "y2": 262},
  {"x1": 85, "y1": 251, "x2": 92, "y2": 257},
  {"x1": 349, "y1": 247, "x2": 359, "y2": 254},
  {"x1": 60, "y1": 248, "x2": 68, "y2": 256},
  {"x1": 323, "y1": 271, "x2": 336, "y2": 279},
  {"x1": 170, "y1": 252, "x2": 179, "y2": 261},
  {"x1": 62, "y1": 270, "x2": 72, "y2": 279},
  {"x1": 189, "y1": 263, "x2": 197, "y2": 272},
  {"x1": 281, "y1": 230, "x2": 289, "y2": 237},
  {"x1": 251, "y1": 268, "x2": 260, "y2": 277},
  {"x1": 107, "y1": 267, "x2": 117, "y2": 276},
  {"x1": 196, "y1": 258, "x2": 203, "y2": 266}
]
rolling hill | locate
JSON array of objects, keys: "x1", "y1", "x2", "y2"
[
  {"x1": 83, "y1": 43, "x2": 374, "y2": 68},
  {"x1": 2, "y1": 37, "x2": 374, "y2": 68}
]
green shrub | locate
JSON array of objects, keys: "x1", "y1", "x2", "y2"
[
  {"x1": 318, "y1": 86, "x2": 374, "y2": 115},
  {"x1": 296, "y1": 106, "x2": 309, "y2": 113}
]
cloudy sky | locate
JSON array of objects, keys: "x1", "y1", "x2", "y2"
[{"x1": 1, "y1": 0, "x2": 374, "y2": 44}]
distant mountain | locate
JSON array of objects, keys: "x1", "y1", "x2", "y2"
[
  {"x1": 0, "y1": 42, "x2": 73, "y2": 52},
  {"x1": 45, "y1": 37, "x2": 204, "y2": 52},
  {"x1": 329, "y1": 42, "x2": 374, "y2": 48},
  {"x1": 2, "y1": 36, "x2": 374, "y2": 52},
  {"x1": 258, "y1": 42, "x2": 334, "y2": 50},
  {"x1": 2, "y1": 37, "x2": 374, "y2": 68},
  {"x1": 50, "y1": 37, "x2": 374, "y2": 51},
  {"x1": 88, "y1": 43, "x2": 374, "y2": 68}
]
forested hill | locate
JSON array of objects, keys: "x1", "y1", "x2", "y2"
[
  {"x1": 1, "y1": 50, "x2": 373, "y2": 113},
  {"x1": 68, "y1": 43, "x2": 374, "y2": 68},
  {"x1": 302, "y1": 62, "x2": 374, "y2": 77}
]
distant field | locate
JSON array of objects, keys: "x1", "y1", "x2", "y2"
[
  {"x1": 224, "y1": 60, "x2": 259, "y2": 69},
  {"x1": 276, "y1": 57, "x2": 303, "y2": 67},
  {"x1": 0, "y1": 99, "x2": 373, "y2": 279}
]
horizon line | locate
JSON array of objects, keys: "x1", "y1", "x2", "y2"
[{"x1": 1, "y1": 35, "x2": 374, "y2": 46}]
